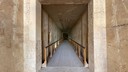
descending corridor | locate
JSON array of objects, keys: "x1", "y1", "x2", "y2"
[
  {"x1": 47, "y1": 40, "x2": 83, "y2": 67},
  {"x1": 40, "y1": 4, "x2": 89, "y2": 72}
]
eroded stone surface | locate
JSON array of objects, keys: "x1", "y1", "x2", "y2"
[
  {"x1": 88, "y1": 0, "x2": 107, "y2": 72},
  {"x1": 106, "y1": 0, "x2": 128, "y2": 72},
  {"x1": 0, "y1": 0, "x2": 23, "y2": 72}
]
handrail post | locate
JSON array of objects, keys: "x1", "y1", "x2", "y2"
[
  {"x1": 73, "y1": 42, "x2": 75, "y2": 46},
  {"x1": 75, "y1": 43, "x2": 77, "y2": 52},
  {"x1": 54, "y1": 43, "x2": 56, "y2": 52},
  {"x1": 78, "y1": 46, "x2": 81, "y2": 57},
  {"x1": 58, "y1": 41, "x2": 59, "y2": 46},
  {"x1": 75, "y1": 44, "x2": 77, "y2": 53},
  {"x1": 84, "y1": 48, "x2": 86, "y2": 66},
  {"x1": 57, "y1": 41, "x2": 58, "y2": 47},
  {"x1": 56, "y1": 42, "x2": 58, "y2": 48},
  {"x1": 74, "y1": 44, "x2": 77, "y2": 53},
  {"x1": 52, "y1": 45, "x2": 54, "y2": 55},
  {"x1": 42, "y1": 47, "x2": 47, "y2": 67},
  {"x1": 50, "y1": 46, "x2": 52, "y2": 57},
  {"x1": 76, "y1": 45, "x2": 78, "y2": 55},
  {"x1": 53, "y1": 44, "x2": 55, "y2": 53}
]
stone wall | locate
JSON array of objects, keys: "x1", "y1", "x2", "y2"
[
  {"x1": 106, "y1": 0, "x2": 128, "y2": 72},
  {"x1": 42, "y1": 10, "x2": 62, "y2": 65},
  {"x1": 36, "y1": 0, "x2": 42, "y2": 71},
  {"x1": 70, "y1": 19, "x2": 82, "y2": 44},
  {"x1": 88, "y1": 0, "x2": 107, "y2": 72},
  {"x1": 0, "y1": 0, "x2": 24, "y2": 72},
  {"x1": 70, "y1": 11, "x2": 88, "y2": 65},
  {"x1": 42, "y1": 9, "x2": 62, "y2": 48},
  {"x1": 49, "y1": 18, "x2": 62, "y2": 44},
  {"x1": 23, "y1": 0, "x2": 42, "y2": 72},
  {"x1": 70, "y1": 11, "x2": 88, "y2": 47},
  {"x1": 0, "y1": 0, "x2": 13, "y2": 72},
  {"x1": 88, "y1": 0, "x2": 94, "y2": 71},
  {"x1": 42, "y1": 10, "x2": 62, "y2": 48}
]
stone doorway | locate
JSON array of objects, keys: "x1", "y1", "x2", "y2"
[{"x1": 23, "y1": 0, "x2": 107, "y2": 72}]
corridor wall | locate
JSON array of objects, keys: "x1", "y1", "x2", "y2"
[
  {"x1": 70, "y1": 11, "x2": 88, "y2": 63},
  {"x1": 42, "y1": 10, "x2": 62, "y2": 65},
  {"x1": 70, "y1": 11, "x2": 88, "y2": 48}
]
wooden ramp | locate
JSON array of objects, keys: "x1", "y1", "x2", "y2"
[
  {"x1": 47, "y1": 40, "x2": 83, "y2": 67},
  {"x1": 39, "y1": 67, "x2": 89, "y2": 72}
]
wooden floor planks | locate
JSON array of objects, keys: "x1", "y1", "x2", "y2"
[{"x1": 39, "y1": 67, "x2": 89, "y2": 72}]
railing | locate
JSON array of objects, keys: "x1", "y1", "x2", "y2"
[
  {"x1": 68, "y1": 38, "x2": 87, "y2": 66},
  {"x1": 42, "y1": 38, "x2": 63, "y2": 67}
]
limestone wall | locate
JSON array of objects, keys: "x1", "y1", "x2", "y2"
[
  {"x1": 42, "y1": 10, "x2": 62, "y2": 64},
  {"x1": 0, "y1": 0, "x2": 24, "y2": 72},
  {"x1": 0, "y1": 0, "x2": 13, "y2": 72},
  {"x1": 88, "y1": 0, "x2": 94, "y2": 71},
  {"x1": 42, "y1": 10, "x2": 62, "y2": 48},
  {"x1": 70, "y1": 11, "x2": 88, "y2": 48},
  {"x1": 88, "y1": 0, "x2": 107, "y2": 72},
  {"x1": 70, "y1": 11, "x2": 88, "y2": 65},
  {"x1": 106, "y1": 0, "x2": 128, "y2": 72},
  {"x1": 70, "y1": 19, "x2": 82, "y2": 44},
  {"x1": 36, "y1": 0, "x2": 42, "y2": 71},
  {"x1": 49, "y1": 18, "x2": 62, "y2": 44}
]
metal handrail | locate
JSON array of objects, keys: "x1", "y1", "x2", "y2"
[
  {"x1": 45, "y1": 38, "x2": 63, "y2": 48},
  {"x1": 68, "y1": 38, "x2": 85, "y2": 49}
]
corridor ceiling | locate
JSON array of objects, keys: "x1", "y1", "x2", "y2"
[{"x1": 42, "y1": 4, "x2": 87, "y2": 32}]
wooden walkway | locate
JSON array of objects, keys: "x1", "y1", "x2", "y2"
[
  {"x1": 47, "y1": 40, "x2": 83, "y2": 67},
  {"x1": 39, "y1": 67, "x2": 89, "y2": 72}
]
